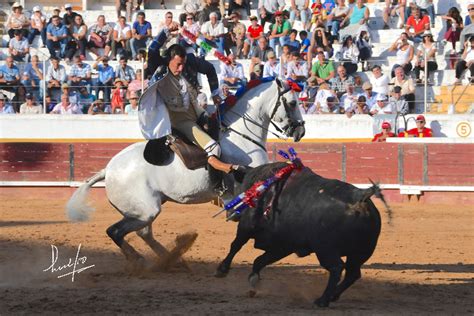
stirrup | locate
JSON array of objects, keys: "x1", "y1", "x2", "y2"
[{"x1": 214, "y1": 181, "x2": 228, "y2": 197}]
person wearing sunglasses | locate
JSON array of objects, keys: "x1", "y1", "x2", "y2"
[{"x1": 399, "y1": 114, "x2": 432, "y2": 137}]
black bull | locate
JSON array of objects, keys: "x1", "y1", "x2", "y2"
[{"x1": 216, "y1": 162, "x2": 388, "y2": 308}]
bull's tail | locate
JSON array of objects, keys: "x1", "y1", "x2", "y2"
[
  {"x1": 362, "y1": 179, "x2": 393, "y2": 225},
  {"x1": 66, "y1": 169, "x2": 106, "y2": 222}
]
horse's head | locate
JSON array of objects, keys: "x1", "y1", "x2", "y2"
[{"x1": 270, "y1": 79, "x2": 306, "y2": 142}]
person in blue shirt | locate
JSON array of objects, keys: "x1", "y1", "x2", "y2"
[
  {"x1": 0, "y1": 56, "x2": 21, "y2": 99},
  {"x1": 130, "y1": 12, "x2": 152, "y2": 60},
  {"x1": 78, "y1": 86, "x2": 97, "y2": 113},
  {"x1": 21, "y1": 55, "x2": 44, "y2": 102},
  {"x1": 287, "y1": 29, "x2": 301, "y2": 52},
  {"x1": 0, "y1": 94, "x2": 16, "y2": 114},
  {"x1": 93, "y1": 56, "x2": 115, "y2": 102},
  {"x1": 46, "y1": 15, "x2": 69, "y2": 59},
  {"x1": 299, "y1": 30, "x2": 310, "y2": 55}
]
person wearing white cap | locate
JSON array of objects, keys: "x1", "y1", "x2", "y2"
[
  {"x1": 370, "y1": 94, "x2": 393, "y2": 115},
  {"x1": 6, "y1": 2, "x2": 30, "y2": 38},
  {"x1": 27, "y1": 6, "x2": 46, "y2": 45},
  {"x1": 63, "y1": 4, "x2": 78, "y2": 26}
]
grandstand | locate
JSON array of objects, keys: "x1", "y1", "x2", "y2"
[{"x1": 0, "y1": 0, "x2": 472, "y2": 115}]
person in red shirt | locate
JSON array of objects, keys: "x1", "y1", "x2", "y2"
[
  {"x1": 399, "y1": 114, "x2": 433, "y2": 137},
  {"x1": 243, "y1": 15, "x2": 263, "y2": 58},
  {"x1": 372, "y1": 121, "x2": 395, "y2": 142},
  {"x1": 405, "y1": 8, "x2": 430, "y2": 43}
]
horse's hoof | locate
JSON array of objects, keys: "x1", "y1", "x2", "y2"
[
  {"x1": 313, "y1": 297, "x2": 330, "y2": 308},
  {"x1": 248, "y1": 289, "x2": 257, "y2": 298},
  {"x1": 330, "y1": 294, "x2": 340, "y2": 302},
  {"x1": 215, "y1": 269, "x2": 228, "y2": 278},
  {"x1": 248, "y1": 272, "x2": 259, "y2": 288}
]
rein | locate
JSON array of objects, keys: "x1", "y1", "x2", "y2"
[{"x1": 221, "y1": 83, "x2": 292, "y2": 150}]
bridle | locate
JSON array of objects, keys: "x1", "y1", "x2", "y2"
[{"x1": 221, "y1": 81, "x2": 304, "y2": 151}]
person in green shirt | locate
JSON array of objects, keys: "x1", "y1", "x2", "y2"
[
  {"x1": 310, "y1": 49, "x2": 335, "y2": 84},
  {"x1": 269, "y1": 11, "x2": 291, "y2": 56}
]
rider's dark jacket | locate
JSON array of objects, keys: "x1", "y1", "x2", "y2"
[{"x1": 146, "y1": 28, "x2": 219, "y2": 96}]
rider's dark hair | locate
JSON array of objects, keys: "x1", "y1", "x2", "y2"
[{"x1": 167, "y1": 44, "x2": 187, "y2": 60}]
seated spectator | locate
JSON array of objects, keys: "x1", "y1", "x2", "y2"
[
  {"x1": 327, "y1": 0, "x2": 349, "y2": 41},
  {"x1": 0, "y1": 94, "x2": 16, "y2": 114},
  {"x1": 308, "y1": 0, "x2": 324, "y2": 30},
  {"x1": 455, "y1": 37, "x2": 474, "y2": 84},
  {"x1": 111, "y1": 78, "x2": 127, "y2": 113},
  {"x1": 268, "y1": 11, "x2": 291, "y2": 56},
  {"x1": 359, "y1": 82, "x2": 378, "y2": 110},
  {"x1": 346, "y1": 95, "x2": 369, "y2": 117},
  {"x1": 299, "y1": 30, "x2": 310, "y2": 56},
  {"x1": 413, "y1": 32, "x2": 437, "y2": 84},
  {"x1": 0, "y1": 56, "x2": 21, "y2": 98},
  {"x1": 157, "y1": 11, "x2": 180, "y2": 43},
  {"x1": 287, "y1": 29, "x2": 301, "y2": 53},
  {"x1": 263, "y1": 51, "x2": 281, "y2": 78},
  {"x1": 286, "y1": 51, "x2": 308, "y2": 84},
  {"x1": 442, "y1": 7, "x2": 463, "y2": 51},
  {"x1": 28, "y1": 6, "x2": 46, "y2": 45},
  {"x1": 46, "y1": 57, "x2": 67, "y2": 101},
  {"x1": 21, "y1": 55, "x2": 44, "y2": 101},
  {"x1": 127, "y1": 69, "x2": 148, "y2": 97},
  {"x1": 314, "y1": 83, "x2": 337, "y2": 113},
  {"x1": 63, "y1": 4, "x2": 78, "y2": 26},
  {"x1": 339, "y1": 0, "x2": 370, "y2": 42},
  {"x1": 199, "y1": 0, "x2": 224, "y2": 25},
  {"x1": 115, "y1": 57, "x2": 135, "y2": 86},
  {"x1": 307, "y1": 27, "x2": 332, "y2": 64},
  {"x1": 8, "y1": 30, "x2": 29, "y2": 62},
  {"x1": 225, "y1": 12, "x2": 246, "y2": 58},
  {"x1": 94, "y1": 57, "x2": 115, "y2": 103},
  {"x1": 50, "y1": 93, "x2": 82, "y2": 114},
  {"x1": 322, "y1": 96, "x2": 342, "y2": 114},
  {"x1": 460, "y1": 3, "x2": 474, "y2": 48},
  {"x1": 356, "y1": 29, "x2": 372, "y2": 71},
  {"x1": 219, "y1": 54, "x2": 246, "y2": 89},
  {"x1": 330, "y1": 65, "x2": 354, "y2": 99},
  {"x1": 390, "y1": 66, "x2": 415, "y2": 111},
  {"x1": 45, "y1": 94, "x2": 56, "y2": 113},
  {"x1": 250, "y1": 37, "x2": 273, "y2": 75},
  {"x1": 88, "y1": 99, "x2": 111, "y2": 115},
  {"x1": 125, "y1": 91, "x2": 139, "y2": 115},
  {"x1": 372, "y1": 121, "x2": 395, "y2": 142},
  {"x1": 243, "y1": 16, "x2": 263, "y2": 58},
  {"x1": 405, "y1": 0, "x2": 435, "y2": 28},
  {"x1": 179, "y1": 0, "x2": 202, "y2": 26},
  {"x1": 88, "y1": 15, "x2": 113, "y2": 58},
  {"x1": 339, "y1": 82, "x2": 357, "y2": 113},
  {"x1": 289, "y1": 0, "x2": 310, "y2": 31},
  {"x1": 370, "y1": 65, "x2": 390, "y2": 96},
  {"x1": 258, "y1": 0, "x2": 285, "y2": 28},
  {"x1": 180, "y1": 14, "x2": 200, "y2": 50},
  {"x1": 278, "y1": 44, "x2": 292, "y2": 78},
  {"x1": 336, "y1": 35, "x2": 359, "y2": 75},
  {"x1": 116, "y1": 0, "x2": 133, "y2": 22},
  {"x1": 46, "y1": 15, "x2": 69, "y2": 59},
  {"x1": 130, "y1": 12, "x2": 152, "y2": 60},
  {"x1": 399, "y1": 114, "x2": 432, "y2": 137},
  {"x1": 228, "y1": 0, "x2": 251, "y2": 17},
  {"x1": 201, "y1": 12, "x2": 225, "y2": 55},
  {"x1": 68, "y1": 56, "x2": 92, "y2": 92},
  {"x1": 370, "y1": 94, "x2": 393, "y2": 115},
  {"x1": 300, "y1": 76, "x2": 318, "y2": 109},
  {"x1": 19, "y1": 93, "x2": 42, "y2": 114},
  {"x1": 69, "y1": 14, "x2": 88, "y2": 60},
  {"x1": 6, "y1": 2, "x2": 30, "y2": 39},
  {"x1": 383, "y1": 0, "x2": 406, "y2": 30},
  {"x1": 389, "y1": 32, "x2": 414, "y2": 77},
  {"x1": 78, "y1": 86, "x2": 96, "y2": 113},
  {"x1": 61, "y1": 83, "x2": 79, "y2": 104},
  {"x1": 310, "y1": 49, "x2": 335, "y2": 84},
  {"x1": 388, "y1": 86, "x2": 409, "y2": 115},
  {"x1": 112, "y1": 16, "x2": 132, "y2": 60},
  {"x1": 405, "y1": 7, "x2": 430, "y2": 43}
]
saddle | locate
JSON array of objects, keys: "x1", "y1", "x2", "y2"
[{"x1": 143, "y1": 129, "x2": 208, "y2": 170}]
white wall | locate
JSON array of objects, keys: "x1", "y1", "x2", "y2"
[{"x1": 1, "y1": 114, "x2": 472, "y2": 141}]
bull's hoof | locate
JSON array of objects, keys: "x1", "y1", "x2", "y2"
[
  {"x1": 248, "y1": 289, "x2": 257, "y2": 298},
  {"x1": 313, "y1": 297, "x2": 330, "y2": 308}
]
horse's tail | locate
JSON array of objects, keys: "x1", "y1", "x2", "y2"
[{"x1": 66, "y1": 169, "x2": 106, "y2": 222}]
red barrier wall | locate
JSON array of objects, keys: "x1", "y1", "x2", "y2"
[{"x1": 1, "y1": 142, "x2": 473, "y2": 203}]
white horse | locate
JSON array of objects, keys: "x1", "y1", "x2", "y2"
[{"x1": 66, "y1": 79, "x2": 305, "y2": 265}]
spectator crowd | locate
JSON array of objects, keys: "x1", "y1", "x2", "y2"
[{"x1": 1, "y1": 0, "x2": 473, "y2": 118}]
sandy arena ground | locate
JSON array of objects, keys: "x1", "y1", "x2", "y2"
[{"x1": 0, "y1": 187, "x2": 473, "y2": 315}]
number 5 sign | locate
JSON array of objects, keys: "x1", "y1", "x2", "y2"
[{"x1": 456, "y1": 122, "x2": 472, "y2": 138}]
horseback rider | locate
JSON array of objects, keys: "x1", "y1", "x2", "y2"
[{"x1": 139, "y1": 26, "x2": 239, "y2": 174}]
